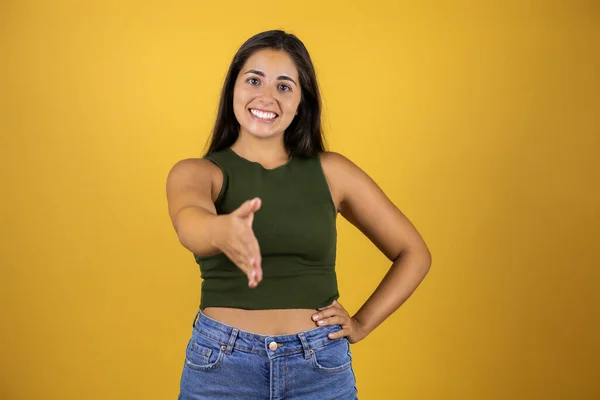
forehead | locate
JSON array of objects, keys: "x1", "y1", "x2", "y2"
[{"x1": 241, "y1": 49, "x2": 299, "y2": 80}]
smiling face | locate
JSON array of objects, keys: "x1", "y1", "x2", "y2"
[{"x1": 232, "y1": 49, "x2": 302, "y2": 140}]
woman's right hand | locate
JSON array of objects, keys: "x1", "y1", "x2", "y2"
[{"x1": 212, "y1": 197, "x2": 263, "y2": 288}]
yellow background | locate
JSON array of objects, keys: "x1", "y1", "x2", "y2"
[{"x1": 1, "y1": 1, "x2": 598, "y2": 399}]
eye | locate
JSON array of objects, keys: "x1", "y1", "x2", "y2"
[
  {"x1": 246, "y1": 77, "x2": 260, "y2": 85},
  {"x1": 278, "y1": 84, "x2": 292, "y2": 92}
]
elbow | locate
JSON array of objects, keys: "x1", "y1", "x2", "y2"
[
  {"x1": 413, "y1": 250, "x2": 432, "y2": 275},
  {"x1": 173, "y1": 208, "x2": 201, "y2": 253},
  {"x1": 396, "y1": 245, "x2": 432, "y2": 271},
  {"x1": 176, "y1": 230, "x2": 193, "y2": 252},
  {"x1": 419, "y1": 245, "x2": 432, "y2": 272},
  {"x1": 173, "y1": 217, "x2": 200, "y2": 254},
  {"x1": 422, "y1": 247, "x2": 432, "y2": 269},
  {"x1": 176, "y1": 225, "x2": 207, "y2": 256},
  {"x1": 175, "y1": 216, "x2": 221, "y2": 258}
]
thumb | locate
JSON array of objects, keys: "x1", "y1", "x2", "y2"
[{"x1": 233, "y1": 197, "x2": 262, "y2": 218}]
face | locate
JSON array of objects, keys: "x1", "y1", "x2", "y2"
[{"x1": 233, "y1": 49, "x2": 302, "y2": 139}]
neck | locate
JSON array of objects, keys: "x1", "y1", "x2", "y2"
[{"x1": 231, "y1": 130, "x2": 290, "y2": 166}]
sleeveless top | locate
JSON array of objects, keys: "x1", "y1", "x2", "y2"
[{"x1": 194, "y1": 147, "x2": 339, "y2": 310}]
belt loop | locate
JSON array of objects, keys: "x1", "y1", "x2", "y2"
[
  {"x1": 298, "y1": 332, "x2": 313, "y2": 359},
  {"x1": 192, "y1": 309, "x2": 201, "y2": 328},
  {"x1": 225, "y1": 328, "x2": 239, "y2": 355}
]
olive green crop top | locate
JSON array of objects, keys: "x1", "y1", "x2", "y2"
[{"x1": 194, "y1": 147, "x2": 339, "y2": 310}]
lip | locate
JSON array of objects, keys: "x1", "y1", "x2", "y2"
[{"x1": 248, "y1": 108, "x2": 279, "y2": 124}]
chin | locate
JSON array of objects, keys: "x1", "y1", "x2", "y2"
[
  {"x1": 240, "y1": 120, "x2": 292, "y2": 139},
  {"x1": 243, "y1": 126, "x2": 283, "y2": 139}
]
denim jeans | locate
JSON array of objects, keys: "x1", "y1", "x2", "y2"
[{"x1": 178, "y1": 310, "x2": 359, "y2": 399}]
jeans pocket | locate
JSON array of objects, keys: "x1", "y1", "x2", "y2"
[
  {"x1": 184, "y1": 333, "x2": 225, "y2": 372},
  {"x1": 311, "y1": 338, "x2": 352, "y2": 374}
]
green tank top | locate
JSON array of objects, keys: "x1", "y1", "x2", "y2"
[{"x1": 195, "y1": 147, "x2": 339, "y2": 310}]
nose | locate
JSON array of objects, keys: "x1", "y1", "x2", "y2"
[{"x1": 257, "y1": 84, "x2": 276, "y2": 103}]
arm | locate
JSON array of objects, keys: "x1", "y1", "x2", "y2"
[
  {"x1": 316, "y1": 152, "x2": 432, "y2": 342},
  {"x1": 166, "y1": 158, "x2": 224, "y2": 256},
  {"x1": 165, "y1": 158, "x2": 264, "y2": 286}
]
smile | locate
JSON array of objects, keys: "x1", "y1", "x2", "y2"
[{"x1": 249, "y1": 108, "x2": 278, "y2": 123}]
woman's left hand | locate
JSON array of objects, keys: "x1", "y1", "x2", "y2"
[{"x1": 312, "y1": 300, "x2": 368, "y2": 344}]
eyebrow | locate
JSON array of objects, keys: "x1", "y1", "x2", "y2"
[{"x1": 243, "y1": 69, "x2": 298, "y2": 87}]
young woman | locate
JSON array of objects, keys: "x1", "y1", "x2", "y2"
[{"x1": 167, "y1": 30, "x2": 432, "y2": 400}]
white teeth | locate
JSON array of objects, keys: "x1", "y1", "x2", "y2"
[{"x1": 250, "y1": 109, "x2": 277, "y2": 120}]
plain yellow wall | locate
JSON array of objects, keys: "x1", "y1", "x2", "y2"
[{"x1": 1, "y1": 1, "x2": 598, "y2": 399}]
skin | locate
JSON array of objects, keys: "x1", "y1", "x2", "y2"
[{"x1": 167, "y1": 49, "x2": 432, "y2": 342}]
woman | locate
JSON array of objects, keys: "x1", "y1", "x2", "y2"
[{"x1": 167, "y1": 30, "x2": 432, "y2": 399}]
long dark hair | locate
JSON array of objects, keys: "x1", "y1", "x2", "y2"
[{"x1": 204, "y1": 30, "x2": 325, "y2": 157}]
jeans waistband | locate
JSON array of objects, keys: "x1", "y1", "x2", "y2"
[{"x1": 192, "y1": 309, "x2": 344, "y2": 358}]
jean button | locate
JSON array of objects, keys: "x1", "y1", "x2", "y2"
[{"x1": 269, "y1": 341, "x2": 278, "y2": 351}]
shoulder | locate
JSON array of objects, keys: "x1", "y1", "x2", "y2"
[
  {"x1": 318, "y1": 151, "x2": 364, "y2": 177},
  {"x1": 318, "y1": 150, "x2": 384, "y2": 207},
  {"x1": 317, "y1": 151, "x2": 373, "y2": 209},
  {"x1": 166, "y1": 157, "x2": 224, "y2": 200},
  {"x1": 318, "y1": 150, "x2": 351, "y2": 167},
  {"x1": 167, "y1": 157, "x2": 222, "y2": 180}
]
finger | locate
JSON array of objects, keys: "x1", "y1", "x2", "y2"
[
  {"x1": 230, "y1": 240, "x2": 260, "y2": 287},
  {"x1": 228, "y1": 247, "x2": 252, "y2": 273},
  {"x1": 235, "y1": 230, "x2": 260, "y2": 272},
  {"x1": 224, "y1": 248, "x2": 247, "y2": 273},
  {"x1": 250, "y1": 235, "x2": 262, "y2": 270},
  {"x1": 247, "y1": 198, "x2": 262, "y2": 228},
  {"x1": 234, "y1": 199, "x2": 255, "y2": 218},
  {"x1": 247, "y1": 236, "x2": 262, "y2": 281},
  {"x1": 244, "y1": 261, "x2": 255, "y2": 284},
  {"x1": 234, "y1": 197, "x2": 261, "y2": 218},
  {"x1": 316, "y1": 302, "x2": 336, "y2": 311},
  {"x1": 316, "y1": 315, "x2": 346, "y2": 327},
  {"x1": 231, "y1": 251, "x2": 254, "y2": 282},
  {"x1": 248, "y1": 268, "x2": 258, "y2": 288},
  {"x1": 312, "y1": 306, "x2": 345, "y2": 322},
  {"x1": 328, "y1": 328, "x2": 348, "y2": 340},
  {"x1": 253, "y1": 261, "x2": 262, "y2": 283},
  {"x1": 224, "y1": 246, "x2": 257, "y2": 287},
  {"x1": 251, "y1": 197, "x2": 262, "y2": 211},
  {"x1": 249, "y1": 260, "x2": 262, "y2": 286}
]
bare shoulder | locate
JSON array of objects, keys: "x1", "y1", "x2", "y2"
[
  {"x1": 318, "y1": 151, "x2": 374, "y2": 186},
  {"x1": 318, "y1": 151, "x2": 370, "y2": 211},
  {"x1": 167, "y1": 157, "x2": 221, "y2": 181},
  {"x1": 166, "y1": 157, "x2": 224, "y2": 210},
  {"x1": 318, "y1": 151, "x2": 355, "y2": 170}
]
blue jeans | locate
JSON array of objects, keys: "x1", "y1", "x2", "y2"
[{"x1": 178, "y1": 310, "x2": 359, "y2": 399}]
